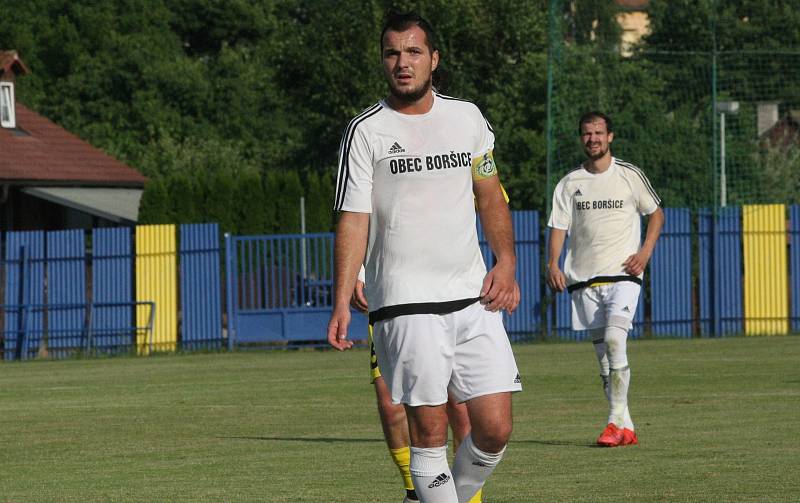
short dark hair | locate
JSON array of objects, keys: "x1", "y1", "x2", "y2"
[
  {"x1": 578, "y1": 111, "x2": 613, "y2": 134},
  {"x1": 380, "y1": 10, "x2": 438, "y2": 53}
]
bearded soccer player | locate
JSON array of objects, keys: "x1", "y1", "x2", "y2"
[
  {"x1": 328, "y1": 11, "x2": 521, "y2": 503},
  {"x1": 547, "y1": 111, "x2": 664, "y2": 447}
]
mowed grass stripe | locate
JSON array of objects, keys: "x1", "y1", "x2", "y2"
[{"x1": 0, "y1": 336, "x2": 797, "y2": 502}]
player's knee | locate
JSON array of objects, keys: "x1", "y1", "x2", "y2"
[
  {"x1": 412, "y1": 428, "x2": 449, "y2": 448},
  {"x1": 604, "y1": 320, "x2": 629, "y2": 369},
  {"x1": 607, "y1": 315, "x2": 631, "y2": 333},
  {"x1": 472, "y1": 421, "x2": 512, "y2": 453}
]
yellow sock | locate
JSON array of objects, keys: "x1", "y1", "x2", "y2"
[
  {"x1": 468, "y1": 488, "x2": 483, "y2": 503},
  {"x1": 389, "y1": 446, "x2": 415, "y2": 492}
]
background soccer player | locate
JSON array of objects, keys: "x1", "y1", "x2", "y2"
[
  {"x1": 547, "y1": 111, "x2": 664, "y2": 447},
  {"x1": 328, "y1": 11, "x2": 521, "y2": 502}
]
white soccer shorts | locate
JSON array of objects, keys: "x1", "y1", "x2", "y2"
[
  {"x1": 570, "y1": 281, "x2": 641, "y2": 331},
  {"x1": 372, "y1": 301, "x2": 522, "y2": 406}
]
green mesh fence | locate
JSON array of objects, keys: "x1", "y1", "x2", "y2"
[{"x1": 547, "y1": 11, "x2": 800, "y2": 211}]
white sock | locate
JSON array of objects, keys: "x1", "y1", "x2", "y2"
[
  {"x1": 452, "y1": 434, "x2": 505, "y2": 503},
  {"x1": 605, "y1": 324, "x2": 632, "y2": 428},
  {"x1": 410, "y1": 445, "x2": 458, "y2": 503},
  {"x1": 608, "y1": 366, "x2": 631, "y2": 427}
]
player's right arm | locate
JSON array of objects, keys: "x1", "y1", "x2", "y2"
[
  {"x1": 546, "y1": 227, "x2": 567, "y2": 292},
  {"x1": 330, "y1": 108, "x2": 375, "y2": 350},
  {"x1": 546, "y1": 178, "x2": 570, "y2": 292},
  {"x1": 328, "y1": 211, "x2": 369, "y2": 350}
]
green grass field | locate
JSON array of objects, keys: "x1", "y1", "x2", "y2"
[{"x1": 1, "y1": 336, "x2": 798, "y2": 502}]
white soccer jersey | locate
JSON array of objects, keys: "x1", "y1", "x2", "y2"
[
  {"x1": 335, "y1": 93, "x2": 495, "y2": 323},
  {"x1": 548, "y1": 157, "x2": 661, "y2": 290}
]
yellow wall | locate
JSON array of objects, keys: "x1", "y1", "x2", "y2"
[
  {"x1": 742, "y1": 204, "x2": 788, "y2": 335},
  {"x1": 135, "y1": 225, "x2": 177, "y2": 353}
]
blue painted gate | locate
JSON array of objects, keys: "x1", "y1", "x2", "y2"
[
  {"x1": 224, "y1": 232, "x2": 367, "y2": 347},
  {"x1": 225, "y1": 211, "x2": 544, "y2": 346}
]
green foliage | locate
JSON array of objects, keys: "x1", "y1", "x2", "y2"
[
  {"x1": 646, "y1": 0, "x2": 800, "y2": 51},
  {"x1": 0, "y1": 0, "x2": 552, "y2": 223},
  {"x1": 548, "y1": 0, "x2": 800, "y2": 209},
  {"x1": 274, "y1": 170, "x2": 303, "y2": 234},
  {"x1": 262, "y1": 171, "x2": 281, "y2": 234},
  {"x1": 236, "y1": 169, "x2": 268, "y2": 235},
  {"x1": 3, "y1": 0, "x2": 800, "y2": 227},
  {"x1": 137, "y1": 177, "x2": 170, "y2": 224},
  {"x1": 167, "y1": 172, "x2": 201, "y2": 224},
  {"x1": 304, "y1": 171, "x2": 335, "y2": 232},
  {"x1": 201, "y1": 169, "x2": 236, "y2": 234}
]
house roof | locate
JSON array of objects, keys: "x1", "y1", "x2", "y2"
[
  {"x1": 0, "y1": 103, "x2": 147, "y2": 186},
  {"x1": 0, "y1": 50, "x2": 30, "y2": 77}
]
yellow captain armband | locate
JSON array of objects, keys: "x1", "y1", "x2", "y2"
[{"x1": 472, "y1": 150, "x2": 498, "y2": 181}]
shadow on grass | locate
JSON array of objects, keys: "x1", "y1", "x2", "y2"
[
  {"x1": 219, "y1": 436, "x2": 386, "y2": 443},
  {"x1": 512, "y1": 439, "x2": 598, "y2": 448},
  {"x1": 220, "y1": 436, "x2": 598, "y2": 448}
]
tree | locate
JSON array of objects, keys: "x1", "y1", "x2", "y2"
[
  {"x1": 274, "y1": 171, "x2": 303, "y2": 234},
  {"x1": 201, "y1": 169, "x2": 236, "y2": 234},
  {"x1": 236, "y1": 169, "x2": 268, "y2": 235},
  {"x1": 138, "y1": 177, "x2": 170, "y2": 224},
  {"x1": 304, "y1": 171, "x2": 335, "y2": 232},
  {"x1": 167, "y1": 172, "x2": 201, "y2": 224}
]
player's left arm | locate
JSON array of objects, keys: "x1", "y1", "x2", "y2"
[
  {"x1": 473, "y1": 164, "x2": 519, "y2": 314},
  {"x1": 623, "y1": 207, "x2": 665, "y2": 276}
]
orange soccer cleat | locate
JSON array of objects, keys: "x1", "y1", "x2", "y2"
[
  {"x1": 596, "y1": 423, "x2": 624, "y2": 447},
  {"x1": 621, "y1": 428, "x2": 638, "y2": 446}
]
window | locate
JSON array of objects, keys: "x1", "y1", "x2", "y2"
[{"x1": 0, "y1": 81, "x2": 15, "y2": 128}]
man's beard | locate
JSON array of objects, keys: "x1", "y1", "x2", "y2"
[
  {"x1": 388, "y1": 75, "x2": 432, "y2": 104},
  {"x1": 584, "y1": 144, "x2": 608, "y2": 160}
]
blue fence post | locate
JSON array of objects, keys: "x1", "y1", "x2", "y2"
[
  {"x1": 179, "y1": 224, "x2": 223, "y2": 350},
  {"x1": 92, "y1": 228, "x2": 134, "y2": 354},
  {"x1": 47, "y1": 229, "x2": 87, "y2": 354},
  {"x1": 15, "y1": 245, "x2": 28, "y2": 360},
  {"x1": 650, "y1": 208, "x2": 693, "y2": 337},
  {"x1": 790, "y1": 205, "x2": 800, "y2": 332},
  {"x1": 225, "y1": 233, "x2": 236, "y2": 351}
]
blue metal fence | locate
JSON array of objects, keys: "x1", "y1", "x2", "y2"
[
  {"x1": 47, "y1": 230, "x2": 86, "y2": 354},
  {"x1": 791, "y1": 206, "x2": 800, "y2": 333},
  {"x1": 1, "y1": 224, "x2": 223, "y2": 360},
  {"x1": 180, "y1": 224, "x2": 223, "y2": 350},
  {"x1": 699, "y1": 207, "x2": 744, "y2": 336},
  {"x1": 650, "y1": 208, "x2": 693, "y2": 337},
  {"x1": 92, "y1": 227, "x2": 134, "y2": 353},
  {"x1": 477, "y1": 210, "x2": 542, "y2": 339},
  {"x1": 2, "y1": 206, "x2": 799, "y2": 359},
  {"x1": 4, "y1": 232, "x2": 45, "y2": 360}
]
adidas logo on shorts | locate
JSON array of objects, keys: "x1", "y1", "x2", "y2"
[
  {"x1": 622, "y1": 305, "x2": 631, "y2": 313},
  {"x1": 428, "y1": 473, "x2": 451, "y2": 488},
  {"x1": 388, "y1": 141, "x2": 405, "y2": 154},
  {"x1": 514, "y1": 373, "x2": 521, "y2": 384}
]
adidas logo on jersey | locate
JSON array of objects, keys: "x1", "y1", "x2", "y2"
[
  {"x1": 388, "y1": 141, "x2": 405, "y2": 154},
  {"x1": 622, "y1": 306, "x2": 631, "y2": 313},
  {"x1": 514, "y1": 373, "x2": 521, "y2": 384},
  {"x1": 574, "y1": 188, "x2": 583, "y2": 197},
  {"x1": 428, "y1": 473, "x2": 451, "y2": 488}
]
